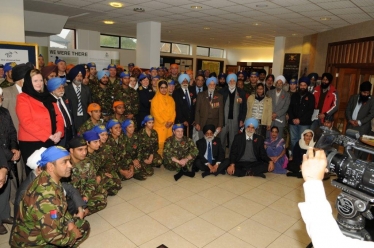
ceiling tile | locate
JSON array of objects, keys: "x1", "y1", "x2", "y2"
[
  {"x1": 329, "y1": 7, "x2": 365, "y2": 15},
  {"x1": 223, "y1": 5, "x2": 252, "y2": 13},
  {"x1": 157, "y1": 0, "x2": 194, "y2": 5},
  {"x1": 244, "y1": 1, "x2": 281, "y2": 9},
  {"x1": 317, "y1": 0, "x2": 356, "y2": 9},
  {"x1": 260, "y1": 7, "x2": 295, "y2": 15},
  {"x1": 202, "y1": 0, "x2": 237, "y2": 8},
  {"x1": 269, "y1": 0, "x2": 310, "y2": 7},
  {"x1": 133, "y1": 1, "x2": 170, "y2": 10},
  {"x1": 287, "y1": 3, "x2": 322, "y2": 12},
  {"x1": 351, "y1": 0, "x2": 374, "y2": 7},
  {"x1": 199, "y1": 9, "x2": 230, "y2": 15}
]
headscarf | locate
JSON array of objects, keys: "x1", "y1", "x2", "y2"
[
  {"x1": 275, "y1": 75, "x2": 286, "y2": 84},
  {"x1": 93, "y1": 125, "x2": 107, "y2": 134},
  {"x1": 121, "y1": 119, "x2": 134, "y2": 134},
  {"x1": 27, "y1": 147, "x2": 47, "y2": 170},
  {"x1": 37, "y1": 146, "x2": 69, "y2": 167},
  {"x1": 141, "y1": 115, "x2": 154, "y2": 126},
  {"x1": 83, "y1": 130, "x2": 100, "y2": 142},
  {"x1": 106, "y1": 119, "x2": 120, "y2": 131},
  {"x1": 172, "y1": 123, "x2": 184, "y2": 131},
  {"x1": 299, "y1": 129, "x2": 315, "y2": 150}
]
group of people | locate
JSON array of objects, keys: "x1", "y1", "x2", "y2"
[{"x1": 1, "y1": 55, "x2": 374, "y2": 247}]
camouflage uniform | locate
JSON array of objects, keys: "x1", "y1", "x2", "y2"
[
  {"x1": 91, "y1": 83, "x2": 120, "y2": 118},
  {"x1": 109, "y1": 77, "x2": 121, "y2": 87},
  {"x1": 0, "y1": 79, "x2": 14, "y2": 88},
  {"x1": 166, "y1": 74, "x2": 180, "y2": 89},
  {"x1": 124, "y1": 133, "x2": 152, "y2": 178},
  {"x1": 10, "y1": 171, "x2": 90, "y2": 248},
  {"x1": 114, "y1": 87, "x2": 139, "y2": 127},
  {"x1": 86, "y1": 149, "x2": 122, "y2": 196},
  {"x1": 77, "y1": 118, "x2": 105, "y2": 136},
  {"x1": 163, "y1": 135, "x2": 198, "y2": 172},
  {"x1": 243, "y1": 83, "x2": 256, "y2": 96},
  {"x1": 138, "y1": 128, "x2": 163, "y2": 168},
  {"x1": 70, "y1": 158, "x2": 107, "y2": 214}
]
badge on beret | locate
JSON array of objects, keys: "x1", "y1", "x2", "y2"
[{"x1": 50, "y1": 210, "x2": 58, "y2": 219}]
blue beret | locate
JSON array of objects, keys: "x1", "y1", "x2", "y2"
[
  {"x1": 121, "y1": 119, "x2": 134, "y2": 134},
  {"x1": 87, "y1": 62, "x2": 96, "y2": 68},
  {"x1": 236, "y1": 70, "x2": 247, "y2": 79},
  {"x1": 55, "y1": 57, "x2": 65, "y2": 65},
  {"x1": 168, "y1": 80, "x2": 175, "y2": 85},
  {"x1": 120, "y1": 72, "x2": 130, "y2": 78},
  {"x1": 150, "y1": 67, "x2": 157, "y2": 71},
  {"x1": 4, "y1": 64, "x2": 15, "y2": 73},
  {"x1": 244, "y1": 118, "x2": 259, "y2": 129},
  {"x1": 93, "y1": 125, "x2": 107, "y2": 134},
  {"x1": 157, "y1": 67, "x2": 164, "y2": 71},
  {"x1": 128, "y1": 63, "x2": 135, "y2": 67},
  {"x1": 47, "y1": 77, "x2": 66, "y2": 92},
  {"x1": 289, "y1": 78, "x2": 298, "y2": 85},
  {"x1": 226, "y1": 74, "x2": 237, "y2": 84},
  {"x1": 37, "y1": 146, "x2": 69, "y2": 167},
  {"x1": 218, "y1": 73, "x2": 226, "y2": 79},
  {"x1": 298, "y1": 77, "x2": 310, "y2": 86},
  {"x1": 138, "y1": 73, "x2": 148, "y2": 83},
  {"x1": 97, "y1": 70, "x2": 110, "y2": 80},
  {"x1": 67, "y1": 65, "x2": 86, "y2": 81},
  {"x1": 172, "y1": 123, "x2": 184, "y2": 131},
  {"x1": 141, "y1": 115, "x2": 154, "y2": 126},
  {"x1": 152, "y1": 75, "x2": 160, "y2": 79},
  {"x1": 206, "y1": 77, "x2": 217, "y2": 87},
  {"x1": 178, "y1": 74, "x2": 190, "y2": 83},
  {"x1": 250, "y1": 71, "x2": 258, "y2": 77},
  {"x1": 83, "y1": 130, "x2": 100, "y2": 142},
  {"x1": 107, "y1": 64, "x2": 116, "y2": 69},
  {"x1": 106, "y1": 119, "x2": 120, "y2": 131}
]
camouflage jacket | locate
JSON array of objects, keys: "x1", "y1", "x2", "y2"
[
  {"x1": 110, "y1": 114, "x2": 126, "y2": 123},
  {"x1": 163, "y1": 135, "x2": 198, "y2": 164},
  {"x1": 10, "y1": 171, "x2": 77, "y2": 247},
  {"x1": 77, "y1": 118, "x2": 105, "y2": 136},
  {"x1": 70, "y1": 158, "x2": 99, "y2": 198},
  {"x1": 123, "y1": 133, "x2": 140, "y2": 164},
  {"x1": 138, "y1": 128, "x2": 159, "y2": 161},
  {"x1": 0, "y1": 79, "x2": 14, "y2": 88},
  {"x1": 243, "y1": 83, "x2": 256, "y2": 96},
  {"x1": 95, "y1": 141, "x2": 120, "y2": 174},
  {"x1": 91, "y1": 83, "x2": 120, "y2": 116},
  {"x1": 105, "y1": 134, "x2": 132, "y2": 170},
  {"x1": 114, "y1": 87, "x2": 139, "y2": 116},
  {"x1": 109, "y1": 77, "x2": 121, "y2": 87}
]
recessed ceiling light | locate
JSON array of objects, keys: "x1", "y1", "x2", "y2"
[
  {"x1": 210, "y1": 37, "x2": 215, "y2": 40},
  {"x1": 167, "y1": 30, "x2": 172, "y2": 33},
  {"x1": 320, "y1": 17, "x2": 331, "y2": 21},
  {"x1": 256, "y1": 4, "x2": 268, "y2": 8},
  {"x1": 134, "y1": 7, "x2": 145, "y2": 12},
  {"x1": 252, "y1": 23, "x2": 260, "y2": 26},
  {"x1": 103, "y1": 20, "x2": 114, "y2": 24},
  {"x1": 191, "y1": 6, "x2": 202, "y2": 9},
  {"x1": 292, "y1": 33, "x2": 297, "y2": 36},
  {"x1": 109, "y1": 2, "x2": 123, "y2": 8},
  {"x1": 245, "y1": 36, "x2": 252, "y2": 38},
  {"x1": 203, "y1": 27, "x2": 210, "y2": 30}
]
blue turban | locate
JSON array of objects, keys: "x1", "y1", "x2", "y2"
[
  {"x1": 83, "y1": 130, "x2": 100, "y2": 142},
  {"x1": 244, "y1": 118, "x2": 259, "y2": 129},
  {"x1": 4, "y1": 63, "x2": 16, "y2": 73},
  {"x1": 120, "y1": 72, "x2": 130, "y2": 78},
  {"x1": 308, "y1": 73, "x2": 319, "y2": 81},
  {"x1": 150, "y1": 67, "x2": 157, "y2": 72},
  {"x1": 67, "y1": 65, "x2": 86, "y2": 81},
  {"x1": 55, "y1": 57, "x2": 65, "y2": 64},
  {"x1": 298, "y1": 77, "x2": 311, "y2": 86},
  {"x1": 93, "y1": 125, "x2": 107, "y2": 134},
  {"x1": 226, "y1": 74, "x2": 237, "y2": 84},
  {"x1": 168, "y1": 80, "x2": 175, "y2": 85},
  {"x1": 107, "y1": 64, "x2": 116, "y2": 69},
  {"x1": 141, "y1": 115, "x2": 154, "y2": 126},
  {"x1": 218, "y1": 73, "x2": 226, "y2": 79},
  {"x1": 172, "y1": 123, "x2": 184, "y2": 131},
  {"x1": 152, "y1": 75, "x2": 160, "y2": 79},
  {"x1": 128, "y1": 63, "x2": 135, "y2": 67},
  {"x1": 178, "y1": 74, "x2": 190, "y2": 83},
  {"x1": 47, "y1": 77, "x2": 66, "y2": 92},
  {"x1": 106, "y1": 119, "x2": 120, "y2": 131},
  {"x1": 206, "y1": 77, "x2": 217, "y2": 87},
  {"x1": 87, "y1": 62, "x2": 96, "y2": 68},
  {"x1": 157, "y1": 67, "x2": 163, "y2": 71},
  {"x1": 37, "y1": 146, "x2": 69, "y2": 167},
  {"x1": 121, "y1": 119, "x2": 134, "y2": 134},
  {"x1": 250, "y1": 71, "x2": 259, "y2": 77},
  {"x1": 97, "y1": 70, "x2": 110, "y2": 80},
  {"x1": 236, "y1": 71, "x2": 247, "y2": 80},
  {"x1": 289, "y1": 78, "x2": 298, "y2": 85}
]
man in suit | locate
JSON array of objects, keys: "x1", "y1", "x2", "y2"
[
  {"x1": 172, "y1": 74, "x2": 197, "y2": 138},
  {"x1": 219, "y1": 74, "x2": 247, "y2": 150},
  {"x1": 195, "y1": 77, "x2": 224, "y2": 139},
  {"x1": 346, "y1": 81, "x2": 374, "y2": 136},
  {"x1": 268, "y1": 75, "x2": 291, "y2": 136},
  {"x1": 227, "y1": 118, "x2": 274, "y2": 178},
  {"x1": 64, "y1": 65, "x2": 92, "y2": 132},
  {"x1": 47, "y1": 77, "x2": 74, "y2": 148},
  {"x1": 192, "y1": 74, "x2": 207, "y2": 96},
  {"x1": 194, "y1": 125, "x2": 229, "y2": 177}
]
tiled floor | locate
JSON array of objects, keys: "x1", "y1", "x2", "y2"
[{"x1": 0, "y1": 168, "x2": 341, "y2": 248}]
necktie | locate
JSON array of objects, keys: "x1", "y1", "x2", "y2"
[
  {"x1": 76, "y1": 86, "x2": 83, "y2": 116},
  {"x1": 199, "y1": 88, "x2": 202, "y2": 94},
  {"x1": 209, "y1": 93, "x2": 212, "y2": 101},
  {"x1": 58, "y1": 98, "x2": 71, "y2": 127},
  {"x1": 207, "y1": 142, "x2": 213, "y2": 164},
  {"x1": 185, "y1": 89, "x2": 191, "y2": 107}
]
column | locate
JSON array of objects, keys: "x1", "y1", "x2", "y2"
[
  {"x1": 272, "y1": 36, "x2": 286, "y2": 76},
  {"x1": 0, "y1": 0, "x2": 25, "y2": 42},
  {"x1": 136, "y1": 21, "x2": 161, "y2": 69}
]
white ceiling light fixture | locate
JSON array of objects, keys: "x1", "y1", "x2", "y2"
[
  {"x1": 320, "y1": 17, "x2": 331, "y2": 21},
  {"x1": 134, "y1": 8, "x2": 145, "y2": 12},
  {"x1": 203, "y1": 27, "x2": 210, "y2": 30},
  {"x1": 245, "y1": 35, "x2": 252, "y2": 38},
  {"x1": 191, "y1": 6, "x2": 202, "y2": 9},
  {"x1": 103, "y1": 21, "x2": 114, "y2": 24},
  {"x1": 252, "y1": 23, "x2": 260, "y2": 26},
  {"x1": 109, "y1": 2, "x2": 124, "y2": 8}
]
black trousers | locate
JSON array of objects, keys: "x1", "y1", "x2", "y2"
[
  {"x1": 194, "y1": 158, "x2": 230, "y2": 174},
  {"x1": 234, "y1": 161, "x2": 268, "y2": 177}
]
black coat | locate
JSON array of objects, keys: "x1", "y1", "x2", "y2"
[
  {"x1": 219, "y1": 87, "x2": 247, "y2": 125},
  {"x1": 288, "y1": 91, "x2": 315, "y2": 125},
  {"x1": 64, "y1": 84, "x2": 92, "y2": 130},
  {"x1": 196, "y1": 137, "x2": 225, "y2": 164},
  {"x1": 229, "y1": 132, "x2": 270, "y2": 164},
  {"x1": 172, "y1": 86, "x2": 197, "y2": 124},
  {"x1": 0, "y1": 107, "x2": 18, "y2": 165}
]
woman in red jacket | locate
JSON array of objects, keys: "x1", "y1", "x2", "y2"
[{"x1": 16, "y1": 69, "x2": 64, "y2": 175}]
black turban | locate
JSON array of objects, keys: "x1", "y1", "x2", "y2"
[
  {"x1": 12, "y1": 63, "x2": 33, "y2": 82},
  {"x1": 203, "y1": 124, "x2": 216, "y2": 134},
  {"x1": 67, "y1": 64, "x2": 86, "y2": 81},
  {"x1": 360, "y1": 81, "x2": 372, "y2": 92},
  {"x1": 321, "y1": 72, "x2": 333, "y2": 83}
]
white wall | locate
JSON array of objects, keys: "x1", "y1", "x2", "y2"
[
  {"x1": 25, "y1": 36, "x2": 49, "y2": 46},
  {"x1": 0, "y1": 0, "x2": 25, "y2": 42},
  {"x1": 226, "y1": 47, "x2": 274, "y2": 65}
]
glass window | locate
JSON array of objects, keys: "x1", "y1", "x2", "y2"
[
  {"x1": 50, "y1": 29, "x2": 75, "y2": 49},
  {"x1": 210, "y1": 48, "x2": 224, "y2": 58},
  {"x1": 160, "y1": 42, "x2": 171, "y2": 53},
  {"x1": 197, "y1": 46, "x2": 209, "y2": 56},
  {"x1": 100, "y1": 34, "x2": 120, "y2": 48},
  {"x1": 121, "y1": 37, "x2": 137, "y2": 50},
  {"x1": 172, "y1": 43, "x2": 189, "y2": 55}
]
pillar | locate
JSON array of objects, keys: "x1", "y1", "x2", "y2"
[
  {"x1": 136, "y1": 21, "x2": 161, "y2": 69},
  {"x1": 0, "y1": 0, "x2": 25, "y2": 42},
  {"x1": 272, "y1": 36, "x2": 286, "y2": 76}
]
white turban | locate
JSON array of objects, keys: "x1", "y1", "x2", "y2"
[
  {"x1": 27, "y1": 147, "x2": 47, "y2": 170},
  {"x1": 275, "y1": 75, "x2": 286, "y2": 84}
]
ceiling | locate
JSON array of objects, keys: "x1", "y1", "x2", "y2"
[{"x1": 24, "y1": 0, "x2": 374, "y2": 48}]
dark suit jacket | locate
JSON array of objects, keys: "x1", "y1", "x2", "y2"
[
  {"x1": 345, "y1": 95, "x2": 374, "y2": 135},
  {"x1": 229, "y1": 133, "x2": 270, "y2": 164},
  {"x1": 191, "y1": 85, "x2": 207, "y2": 96},
  {"x1": 195, "y1": 90, "x2": 224, "y2": 128},
  {"x1": 219, "y1": 87, "x2": 247, "y2": 125},
  {"x1": 196, "y1": 137, "x2": 225, "y2": 164},
  {"x1": 64, "y1": 84, "x2": 92, "y2": 131},
  {"x1": 172, "y1": 86, "x2": 197, "y2": 124}
]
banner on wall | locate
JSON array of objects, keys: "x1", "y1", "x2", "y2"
[
  {"x1": 48, "y1": 48, "x2": 120, "y2": 70},
  {"x1": 282, "y1": 53, "x2": 300, "y2": 82}
]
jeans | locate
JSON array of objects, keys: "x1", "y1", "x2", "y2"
[{"x1": 290, "y1": 124, "x2": 310, "y2": 154}]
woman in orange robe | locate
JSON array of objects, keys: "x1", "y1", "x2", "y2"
[{"x1": 150, "y1": 80, "x2": 176, "y2": 156}]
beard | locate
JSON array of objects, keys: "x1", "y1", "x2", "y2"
[
  {"x1": 299, "y1": 88, "x2": 307, "y2": 95},
  {"x1": 73, "y1": 79, "x2": 82, "y2": 85},
  {"x1": 204, "y1": 136, "x2": 214, "y2": 142},
  {"x1": 228, "y1": 84, "x2": 236, "y2": 91},
  {"x1": 321, "y1": 82, "x2": 330, "y2": 89},
  {"x1": 359, "y1": 94, "x2": 370, "y2": 103},
  {"x1": 181, "y1": 84, "x2": 188, "y2": 90},
  {"x1": 245, "y1": 129, "x2": 254, "y2": 138},
  {"x1": 208, "y1": 89, "x2": 215, "y2": 94}
]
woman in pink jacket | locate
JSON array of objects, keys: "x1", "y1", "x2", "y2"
[{"x1": 16, "y1": 69, "x2": 64, "y2": 175}]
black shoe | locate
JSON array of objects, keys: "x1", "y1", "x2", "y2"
[
  {"x1": 202, "y1": 171, "x2": 210, "y2": 178},
  {"x1": 0, "y1": 224, "x2": 7, "y2": 235},
  {"x1": 133, "y1": 174, "x2": 147, "y2": 181},
  {"x1": 174, "y1": 171, "x2": 184, "y2": 181},
  {"x1": 254, "y1": 173, "x2": 266, "y2": 178},
  {"x1": 2, "y1": 217, "x2": 13, "y2": 225},
  {"x1": 183, "y1": 171, "x2": 195, "y2": 178}
]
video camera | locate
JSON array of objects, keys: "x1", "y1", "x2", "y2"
[{"x1": 316, "y1": 127, "x2": 374, "y2": 241}]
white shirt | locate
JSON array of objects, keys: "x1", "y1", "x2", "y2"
[
  {"x1": 352, "y1": 100, "x2": 362, "y2": 126},
  {"x1": 15, "y1": 84, "x2": 22, "y2": 93},
  {"x1": 52, "y1": 94, "x2": 72, "y2": 127},
  {"x1": 298, "y1": 180, "x2": 373, "y2": 248}
]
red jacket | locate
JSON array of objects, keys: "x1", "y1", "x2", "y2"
[
  {"x1": 16, "y1": 93, "x2": 64, "y2": 142},
  {"x1": 312, "y1": 85, "x2": 338, "y2": 123}
]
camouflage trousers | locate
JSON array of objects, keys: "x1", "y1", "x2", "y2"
[
  {"x1": 86, "y1": 186, "x2": 108, "y2": 214},
  {"x1": 150, "y1": 152, "x2": 163, "y2": 168},
  {"x1": 163, "y1": 159, "x2": 194, "y2": 172},
  {"x1": 100, "y1": 172, "x2": 122, "y2": 196}
]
